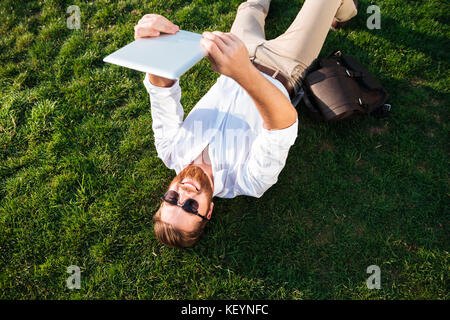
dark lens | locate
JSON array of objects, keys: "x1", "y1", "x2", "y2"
[
  {"x1": 164, "y1": 190, "x2": 179, "y2": 204},
  {"x1": 183, "y1": 199, "x2": 199, "y2": 213}
]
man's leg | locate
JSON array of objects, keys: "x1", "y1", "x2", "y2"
[
  {"x1": 253, "y1": 0, "x2": 357, "y2": 89},
  {"x1": 230, "y1": 0, "x2": 271, "y2": 58}
]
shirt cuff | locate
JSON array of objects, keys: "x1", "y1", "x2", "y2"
[{"x1": 261, "y1": 118, "x2": 298, "y2": 146}]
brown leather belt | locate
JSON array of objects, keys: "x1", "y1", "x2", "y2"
[{"x1": 252, "y1": 61, "x2": 295, "y2": 99}]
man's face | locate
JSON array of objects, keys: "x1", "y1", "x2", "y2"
[{"x1": 160, "y1": 165, "x2": 214, "y2": 233}]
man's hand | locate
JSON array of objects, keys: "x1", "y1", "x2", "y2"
[
  {"x1": 134, "y1": 14, "x2": 179, "y2": 87},
  {"x1": 200, "y1": 31, "x2": 253, "y2": 82},
  {"x1": 201, "y1": 31, "x2": 297, "y2": 130},
  {"x1": 134, "y1": 14, "x2": 179, "y2": 39}
]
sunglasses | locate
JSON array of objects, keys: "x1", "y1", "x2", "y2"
[{"x1": 161, "y1": 190, "x2": 208, "y2": 221}]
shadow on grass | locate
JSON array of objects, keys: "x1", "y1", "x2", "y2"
[
  {"x1": 350, "y1": 13, "x2": 450, "y2": 63},
  {"x1": 189, "y1": 1, "x2": 448, "y2": 298},
  {"x1": 1, "y1": 0, "x2": 447, "y2": 300}
]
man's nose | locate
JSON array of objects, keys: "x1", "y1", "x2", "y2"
[
  {"x1": 177, "y1": 188, "x2": 189, "y2": 205},
  {"x1": 178, "y1": 184, "x2": 196, "y2": 203}
]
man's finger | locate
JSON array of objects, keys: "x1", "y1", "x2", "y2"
[
  {"x1": 212, "y1": 31, "x2": 233, "y2": 46},
  {"x1": 202, "y1": 32, "x2": 228, "y2": 53},
  {"x1": 138, "y1": 14, "x2": 159, "y2": 25},
  {"x1": 138, "y1": 15, "x2": 149, "y2": 24},
  {"x1": 153, "y1": 15, "x2": 179, "y2": 33},
  {"x1": 227, "y1": 32, "x2": 243, "y2": 45},
  {"x1": 206, "y1": 55, "x2": 219, "y2": 73},
  {"x1": 134, "y1": 23, "x2": 160, "y2": 39},
  {"x1": 200, "y1": 37, "x2": 223, "y2": 63},
  {"x1": 138, "y1": 14, "x2": 179, "y2": 33}
]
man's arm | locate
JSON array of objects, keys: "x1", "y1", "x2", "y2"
[
  {"x1": 234, "y1": 64, "x2": 297, "y2": 130},
  {"x1": 200, "y1": 31, "x2": 298, "y2": 130},
  {"x1": 201, "y1": 31, "x2": 298, "y2": 198},
  {"x1": 134, "y1": 14, "x2": 179, "y2": 88},
  {"x1": 143, "y1": 75, "x2": 184, "y2": 168},
  {"x1": 135, "y1": 14, "x2": 183, "y2": 167},
  {"x1": 235, "y1": 118, "x2": 298, "y2": 197}
]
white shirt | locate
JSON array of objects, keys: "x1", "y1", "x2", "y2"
[{"x1": 143, "y1": 72, "x2": 298, "y2": 198}]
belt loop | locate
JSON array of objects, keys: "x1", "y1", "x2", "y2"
[{"x1": 272, "y1": 69, "x2": 279, "y2": 79}]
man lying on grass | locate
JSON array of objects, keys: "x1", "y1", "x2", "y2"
[{"x1": 136, "y1": 0, "x2": 358, "y2": 248}]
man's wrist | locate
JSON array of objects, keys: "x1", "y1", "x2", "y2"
[
  {"x1": 232, "y1": 61, "x2": 298, "y2": 130},
  {"x1": 233, "y1": 62, "x2": 259, "y2": 88},
  {"x1": 148, "y1": 74, "x2": 176, "y2": 87}
]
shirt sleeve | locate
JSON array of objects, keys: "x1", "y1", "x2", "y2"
[
  {"x1": 236, "y1": 118, "x2": 299, "y2": 198},
  {"x1": 143, "y1": 74, "x2": 184, "y2": 168}
]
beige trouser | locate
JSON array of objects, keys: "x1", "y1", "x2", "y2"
[{"x1": 230, "y1": 0, "x2": 358, "y2": 94}]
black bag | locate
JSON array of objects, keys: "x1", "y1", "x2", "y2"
[{"x1": 299, "y1": 50, "x2": 391, "y2": 121}]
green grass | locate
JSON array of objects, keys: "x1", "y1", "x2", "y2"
[{"x1": 0, "y1": 0, "x2": 448, "y2": 299}]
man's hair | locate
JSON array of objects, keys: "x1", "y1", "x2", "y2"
[{"x1": 153, "y1": 204, "x2": 209, "y2": 248}]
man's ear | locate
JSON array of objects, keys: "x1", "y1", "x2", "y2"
[{"x1": 206, "y1": 201, "x2": 214, "y2": 220}]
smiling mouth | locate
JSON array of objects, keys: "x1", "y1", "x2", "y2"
[{"x1": 181, "y1": 180, "x2": 200, "y2": 191}]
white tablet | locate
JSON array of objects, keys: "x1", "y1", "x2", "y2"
[{"x1": 103, "y1": 30, "x2": 206, "y2": 79}]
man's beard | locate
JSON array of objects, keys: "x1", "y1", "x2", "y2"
[{"x1": 171, "y1": 165, "x2": 213, "y2": 199}]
